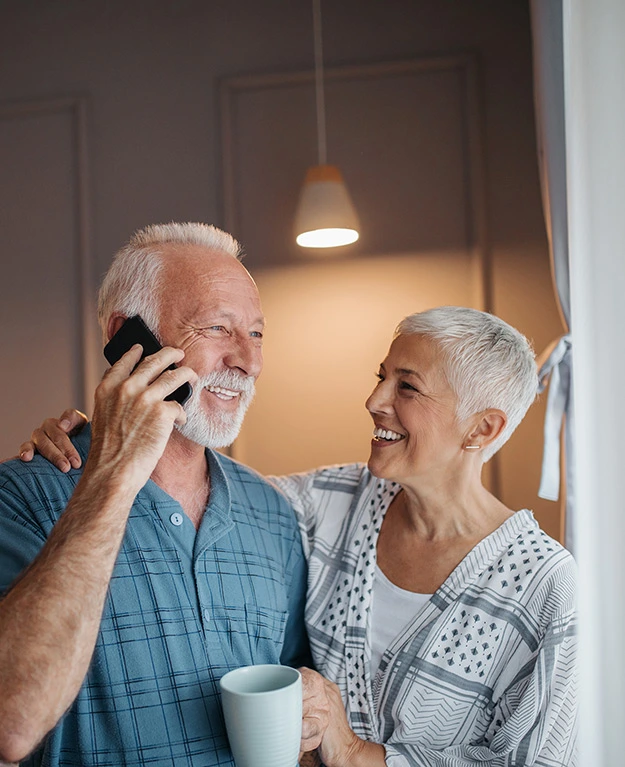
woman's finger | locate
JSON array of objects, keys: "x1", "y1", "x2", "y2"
[
  {"x1": 33, "y1": 418, "x2": 83, "y2": 471},
  {"x1": 57, "y1": 408, "x2": 89, "y2": 436},
  {"x1": 18, "y1": 441, "x2": 35, "y2": 462}
]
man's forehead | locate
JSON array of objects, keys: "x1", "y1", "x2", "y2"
[
  {"x1": 162, "y1": 242, "x2": 238, "y2": 268},
  {"x1": 161, "y1": 245, "x2": 255, "y2": 288},
  {"x1": 158, "y1": 247, "x2": 263, "y2": 320}
]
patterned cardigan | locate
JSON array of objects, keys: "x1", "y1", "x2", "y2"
[{"x1": 272, "y1": 464, "x2": 577, "y2": 767}]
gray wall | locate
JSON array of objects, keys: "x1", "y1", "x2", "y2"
[{"x1": 0, "y1": 0, "x2": 564, "y2": 536}]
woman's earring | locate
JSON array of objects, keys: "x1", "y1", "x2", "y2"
[{"x1": 464, "y1": 444, "x2": 481, "y2": 450}]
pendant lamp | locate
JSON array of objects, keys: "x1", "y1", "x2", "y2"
[{"x1": 294, "y1": 0, "x2": 360, "y2": 249}]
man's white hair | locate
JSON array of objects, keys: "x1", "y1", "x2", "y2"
[
  {"x1": 396, "y1": 306, "x2": 538, "y2": 462},
  {"x1": 97, "y1": 222, "x2": 242, "y2": 342}
]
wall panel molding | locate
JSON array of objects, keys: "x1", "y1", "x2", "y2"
[
  {"x1": 0, "y1": 96, "x2": 98, "y2": 413},
  {"x1": 219, "y1": 54, "x2": 491, "y2": 312}
]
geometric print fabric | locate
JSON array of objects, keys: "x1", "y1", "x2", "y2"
[{"x1": 273, "y1": 463, "x2": 578, "y2": 766}]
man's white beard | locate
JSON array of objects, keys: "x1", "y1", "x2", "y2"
[{"x1": 175, "y1": 370, "x2": 256, "y2": 449}]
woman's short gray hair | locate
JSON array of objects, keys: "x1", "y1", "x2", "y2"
[
  {"x1": 97, "y1": 222, "x2": 242, "y2": 342},
  {"x1": 396, "y1": 306, "x2": 538, "y2": 462}
]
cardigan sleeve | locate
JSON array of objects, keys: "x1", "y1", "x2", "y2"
[{"x1": 383, "y1": 605, "x2": 577, "y2": 767}]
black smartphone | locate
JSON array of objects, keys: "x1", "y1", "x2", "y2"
[{"x1": 103, "y1": 315, "x2": 193, "y2": 406}]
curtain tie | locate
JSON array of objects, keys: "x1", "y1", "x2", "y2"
[{"x1": 538, "y1": 334, "x2": 572, "y2": 501}]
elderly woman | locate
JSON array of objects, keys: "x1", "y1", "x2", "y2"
[{"x1": 19, "y1": 307, "x2": 577, "y2": 766}]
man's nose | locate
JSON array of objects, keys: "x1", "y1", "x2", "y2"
[{"x1": 224, "y1": 336, "x2": 263, "y2": 379}]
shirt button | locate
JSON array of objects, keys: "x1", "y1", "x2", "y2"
[
  {"x1": 203, "y1": 609, "x2": 211, "y2": 623},
  {"x1": 170, "y1": 512, "x2": 183, "y2": 526}
]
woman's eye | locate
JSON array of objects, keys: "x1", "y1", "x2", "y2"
[
  {"x1": 399, "y1": 381, "x2": 418, "y2": 392},
  {"x1": 375, "y1": 372, "x2": 384, "y2": 383}
]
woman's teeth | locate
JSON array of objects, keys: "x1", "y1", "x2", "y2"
[
  {"x1": 373, "y1": 427, "x2": 405, "y2": 442},
  {"x1": 207, "y1": 385, "x2": 239, "y2": 400}
]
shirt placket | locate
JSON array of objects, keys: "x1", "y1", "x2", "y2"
[{"x1": 192, "y1": 451, "x2": 235, "y2": 663}]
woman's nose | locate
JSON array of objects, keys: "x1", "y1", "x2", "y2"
[{"x1": 365, "y1": 382, "x2": 393, "y2": 416}]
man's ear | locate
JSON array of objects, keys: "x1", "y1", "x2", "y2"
[
  {"x1": 465, "y1": 409, "x2": 507, "y2": 450},
  {"x1": 106, "y1": 313, "x2": 128, "y2": 342}
]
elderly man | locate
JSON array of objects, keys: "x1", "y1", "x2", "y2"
[{"x1": 0, "y1": 223, "x2": 321, "y2": 766}]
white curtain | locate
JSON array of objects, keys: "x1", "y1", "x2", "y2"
[
  {"x1": 561, "y1": 1, "x2": 625, "y2": 765},
  {"x1": 530, "y1": 0, "x2": 575, "y2": 552}
]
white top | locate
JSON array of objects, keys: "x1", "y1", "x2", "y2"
[{"x1": 370, "y1": 565, "x2": 431, "y2": 677}]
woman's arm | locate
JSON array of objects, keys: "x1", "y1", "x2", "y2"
[{"x1": 382, "y1": 607, "x2": 577, "y2": 767}]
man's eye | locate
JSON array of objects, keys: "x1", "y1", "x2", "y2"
[
  {"x1": 209, "y1": 325, "x2": 226, "y2": 332},
  {"x1": 250, "y1": 331, "x2": 263, "y2": 339}
]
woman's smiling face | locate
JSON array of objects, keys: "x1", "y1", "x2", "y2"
[{"x1": 365, "y1": 333, "x2": 466, "y2": 485}]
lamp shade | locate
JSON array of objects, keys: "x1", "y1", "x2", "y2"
[{"x1": 294, "y1": 165, "x2": 360, "y2": 248}]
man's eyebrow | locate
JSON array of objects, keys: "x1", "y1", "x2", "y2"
[{"x1": 199, "y1": 311, "x2": 265, "y2": 328}]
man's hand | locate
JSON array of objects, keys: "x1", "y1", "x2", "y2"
[
  {"x1": 18, "y1": 345, "x2": 196, "y2": 485},
  {"x1": 86, "y1": 345, "x2": 195, "y2": 494}
]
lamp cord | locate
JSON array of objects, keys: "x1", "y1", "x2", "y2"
[{"x1": 312, "y1": 0, "x2": 327, "y2": 166}]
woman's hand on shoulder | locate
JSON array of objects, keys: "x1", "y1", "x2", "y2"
[{"x1": 18, "y1": 408, "x2": 88, "y2": 472}]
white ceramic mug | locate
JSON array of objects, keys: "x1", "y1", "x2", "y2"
[{"x1": 220, "y1": 664, "x2": 302, "y2": 767}]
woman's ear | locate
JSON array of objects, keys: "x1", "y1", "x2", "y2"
[
  {"x1": 465, "y1": 409, "x2": 507, "y2": 450},
  {"x1": 106, "y1": 313, "x2": 128, "y2": 342}
]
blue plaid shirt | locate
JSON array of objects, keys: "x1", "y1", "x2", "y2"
[{"x1": 0, "y1": 426, "x2": 309, "y2": 766}]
